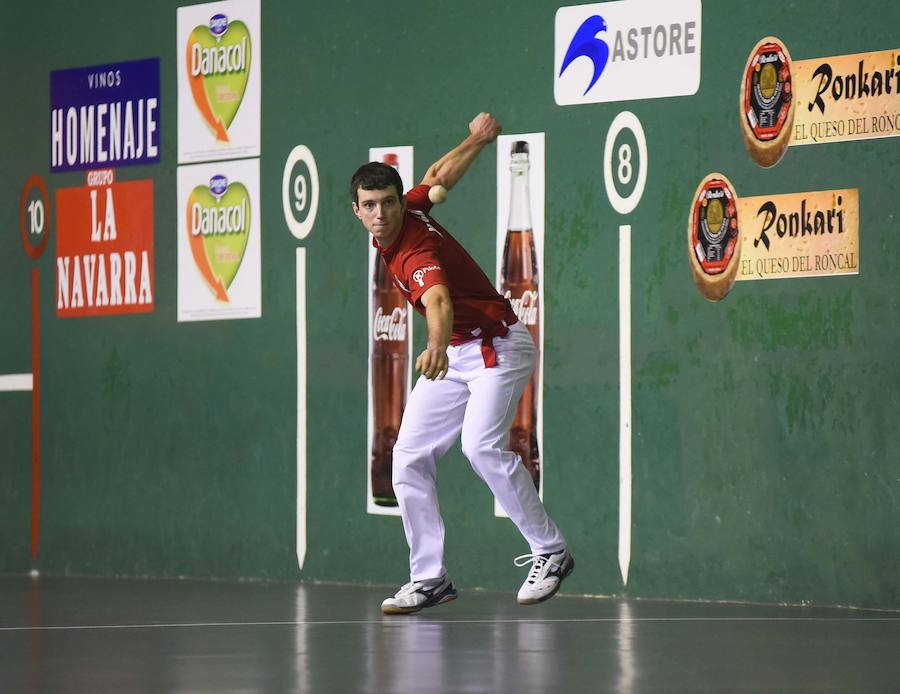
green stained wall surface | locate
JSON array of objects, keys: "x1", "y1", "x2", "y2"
[{"x1": 0, "y1": 0, "x2": 897, "y2": 609}]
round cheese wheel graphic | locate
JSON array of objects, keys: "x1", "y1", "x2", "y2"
[
  {"x1": 740, "y1": 37, "x2": 795, "y2": 168},
  {"x1": 688, "y1": 173, "x2": 741, "y2": 302}
]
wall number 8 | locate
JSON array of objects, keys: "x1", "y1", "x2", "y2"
[
  {"x1": 617, "y1": 143, "x2": 633, "y2": 186},
  {"x1": 603, "y1": 111, "x2": 647, "y2": 215}
]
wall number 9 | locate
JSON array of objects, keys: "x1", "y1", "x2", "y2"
[
  {"x1": 294, "y1": 174, "x2": 307, "y2": 213},
  {"x1": 282, "y1": 145, "x2": 319, "y2": 240}
]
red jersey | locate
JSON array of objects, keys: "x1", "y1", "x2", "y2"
[{"x1": 374, "y1": 184, "x2": 517, "y2": 352}]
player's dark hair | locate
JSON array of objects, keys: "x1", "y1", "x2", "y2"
[{"x1": 350, "y1": 162, "x2": 404, "y2": 204}]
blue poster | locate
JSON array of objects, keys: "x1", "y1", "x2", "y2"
[{"x1": 50, "y1": 57, "x2": 161, "y2": 172}]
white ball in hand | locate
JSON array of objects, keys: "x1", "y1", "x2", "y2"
[{"x1": 428, "y1": 185, "x2": 448, "y2": 204}]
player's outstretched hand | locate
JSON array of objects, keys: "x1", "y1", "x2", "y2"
[
  {"x1": 416, "y1": 345, "x2": 449, "y2": 380},
  {"x1": 469, "y1": 112, "x2": 502, "y2": 144}
]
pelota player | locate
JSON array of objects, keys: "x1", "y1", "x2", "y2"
[{"x1": 350, "y1": 112, "x2": 574, "y2": 615}]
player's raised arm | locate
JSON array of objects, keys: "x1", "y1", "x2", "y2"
[{"x1": 420, "y1": 112, "x2": 502, "y2": 192}]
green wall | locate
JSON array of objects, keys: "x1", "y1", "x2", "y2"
[{"x1": 1, "y1": 0, "x2": 897, "y2": 609}]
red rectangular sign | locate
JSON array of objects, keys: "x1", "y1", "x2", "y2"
[{"x1": 55, "y1": 179, "x2": 154, "y2": 317}]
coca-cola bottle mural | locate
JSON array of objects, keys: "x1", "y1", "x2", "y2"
[
  {"x1": 501, "y1": 140, "x2": 541, "y2": 491},
  {"x1": 370, "y1": 153, "x2": 409, "y2": 506}
]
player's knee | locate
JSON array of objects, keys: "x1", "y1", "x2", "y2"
[
  {"x1": 391, "y1": 458, "x2": 415, "y2": 492},
  {"x1": 391, "y1": 444, "x2": 432, "y2": 483},
  {"x1": 460, "y1": 434, "x2": 498, "y2": 463},
  {"x1": 391, "y1": 440, "x2": 417, "y2": 465},
  {"x1": 391, "y1": 446, "x2": 412, "y2": 477}
]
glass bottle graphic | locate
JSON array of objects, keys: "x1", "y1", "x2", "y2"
[
  {"x1": 370, "y1": 153, "x2": 408, "y2": 506},
  {"x1": 501, "y1": 141, "x2": 541, "y2": 491}
]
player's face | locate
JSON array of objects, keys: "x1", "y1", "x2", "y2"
[{"x1": 353, "y1": 186, "x2": 405, "y2": 248}]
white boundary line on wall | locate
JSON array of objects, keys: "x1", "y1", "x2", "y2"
[
  {"x1": 618, "y1": 225, "x2": 632, "y2": 586},
  {"x1": 0, "y1": 374, "x2": 33, "y2": 391},
  {"x1": 296, "y1": 248, "x2": 307, "y2": 571}
]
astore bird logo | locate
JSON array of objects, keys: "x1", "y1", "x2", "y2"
[{"x1": 559, "y1": 15, "x2": 609, "y2": 95}]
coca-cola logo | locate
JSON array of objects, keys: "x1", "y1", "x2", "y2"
[
  {"x1": 505, "y1": 289, "x2": 539, "y2": 325},
  {"x1": 373, "y1": 306, "x2": 408, "y2": 341},
  {"x1": 412, "y1": 265, "x2": 440, "y2": 287}
]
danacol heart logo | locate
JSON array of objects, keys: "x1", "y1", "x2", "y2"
[
  {"x1": 186, "y1": 13, "x2": 251, "y2": 142},
  {"x1": 187, "y1": 175, "x2": 251, "y2": 302}
]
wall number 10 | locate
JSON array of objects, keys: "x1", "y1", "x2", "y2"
[{"x1": 27, "y1": 199, "x2": 45, "y2": 235}]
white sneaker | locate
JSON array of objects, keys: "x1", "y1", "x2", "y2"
[
  {"x1": 515, "y1": 548, "x2": 575, "y2": 605},
  {"x1": 381, "y1": 576, "x2": 458, "y2": 615}
]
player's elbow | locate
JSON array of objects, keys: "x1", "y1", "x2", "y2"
[{"x1": 421, "y1": 283, "x2": 451, "y2": 309}]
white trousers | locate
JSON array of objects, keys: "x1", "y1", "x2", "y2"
[{"x1": 392, "y1": 321, "x2": 566, "y2": 581}]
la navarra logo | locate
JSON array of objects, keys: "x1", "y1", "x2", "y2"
[
  {"x1": 187, "y1": 175, "x2": 251, "y2": 302},
  {"x1": 55, "y1": 172, "x2": 155, "y2": 317},
  {"x1": 187, "y1": 13, "x2": 251, "y2": 141}
]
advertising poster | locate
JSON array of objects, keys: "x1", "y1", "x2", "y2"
[
  {"x1": 737, "y1": 189, "x2": 860, "y2": 282},
  {"x1": 366, "y1": 146, "x2": 414, "y2": 516},
  {"x1": 554, "y1": 0, "x2": 702, "y2": 105},
  {"x1": 687, "y1": 177, "x2": 860, "y2": 298},
  {"x1": 792, "y1": 49, "x2": 900, "y2": 146},
  {"x1": 739, "y1": 39, "x2": 900, "y2": 165},
  {"x1": 50, "y1": 58, "x2": 160, "y2": 172},
  {"x1": 55, "y1": 172, "x2": 155, "y2": 317},
  {"x1": 177, "y1": 0, "x2": 261, "y2": 163},
  {"x1": 176, "y1": 158, "x2": 261, "y2": 322},
  {"x1": 496, "y1": 133, "x2": 545, "y2": 515}
]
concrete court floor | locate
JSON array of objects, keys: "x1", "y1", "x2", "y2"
[{"x1": 1, "y1": 576, "x2": 897, "y2": 693}]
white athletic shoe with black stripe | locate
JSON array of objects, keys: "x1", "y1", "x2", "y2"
[
  {"x1": 515, "y1": 548, "x2": 575, "y2": 605},
  {"x1": 381, "y1": 575, "x2": 458, "y2": 615}
]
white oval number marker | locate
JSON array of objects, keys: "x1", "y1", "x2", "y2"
[
  {"x1": 603, "y1": 111, "x2": 647, "y2": 215},
  {"x1": 602, "y1": 112, "x2": 647, "y2": 587},
  {"x1": 282, "y1": 145, "x2": 319, "y2": 240}
]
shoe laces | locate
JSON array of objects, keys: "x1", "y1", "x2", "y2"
[
  {"x1": 394, "y1": 581, "x2": 417, "y2": 597},
  {"x1": 514, "y1": 553, "x2": 557, "y2": 584},
  {"x1": 395, "y1": 577, "x2": 445, "y2": 597}
]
